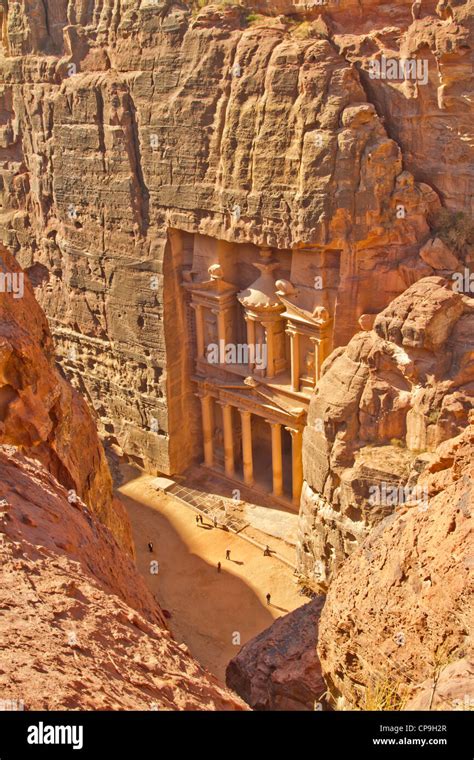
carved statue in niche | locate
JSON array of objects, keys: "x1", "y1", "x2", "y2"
[
  {"x1": 205, "y1": 314, "x2": 217, "y2": 345},
  {"x1": 304, "y1": 350, "x2": 315, "y2": 377}
]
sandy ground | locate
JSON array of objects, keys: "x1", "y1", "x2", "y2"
[{"x1": 118, "y1": 467, "x2": 305, "y2": 682}]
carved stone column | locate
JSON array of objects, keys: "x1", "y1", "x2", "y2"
[
  {"x1": 192, "y1": 304, "x2": 205, "y2": 360},
  {"x1": 197, "y1": 392, "x2": 214, "y2": 467},
  {"x1": 286, "y1": 427, "x2": 303, "y2": 506},
  {"x1": 287, "y1": 327, "x2": 300, "y2": 392},
  {"x1": 245, "y1": 316, "x2": 256, "y2": 371},
  {"x1": 219, "y1": 402, "x2": 235, "y2": 477},
  {"x1": 239, "y1": 409, "x2": 253, "y2": 485},
  {"x1": 267, "y1": 420, "x2": 283, "y2": 498}
]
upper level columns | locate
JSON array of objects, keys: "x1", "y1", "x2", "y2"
[
  {"x1": 192, "y1": 303, "x2": 205, "y2": 360},
  {"x1": 286, "y1": 326, "x2": 300, "y2": 392}
]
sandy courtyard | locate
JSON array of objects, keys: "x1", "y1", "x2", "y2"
[{"x1": 118, "y1": 467, "x2": 306, "y2": 682}]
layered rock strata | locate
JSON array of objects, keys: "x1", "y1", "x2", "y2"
[{"x1": 2, "y1": 0, "x2": 470, "y2": 473}]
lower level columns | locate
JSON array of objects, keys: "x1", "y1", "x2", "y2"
[
  {"x1": 239, "y1": 409, "x2": 254, "y2": 486},
  {"x1": 197, "y1": 393, "x2": 214, "y2": 467},
  {"x1": 267, "y1": 421, "x2": 283, "y2": 498},
  {"x1": 286, "y1": 427, "x2": 303, "y2": 506},
  {"x1": 219, "y1": 402, "x2": 235, "y2": 477}
]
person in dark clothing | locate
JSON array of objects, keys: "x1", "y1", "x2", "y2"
[
  {"x1": 217, "y1": 561, "x2": 221, "y2": 573},
  {"x1": 148, "y1": 541, "x2": 154, "y2": 553},
  {"x1": 195, "y1": 515, "x2": 199, "y2": 526},
  {"x1": 266, "y1": 593, "x2": 271, "y2": 605},
  {"x1": 225, "y1": 549, "x2": 231, "y2": 560}
]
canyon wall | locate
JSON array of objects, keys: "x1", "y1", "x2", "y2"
[
  {"x1": 2, "y1": 0, "x2": 470, "y2": 474},
  {"x1": 0, "y1": 446, "x2": 246, "y2": 709},
  {"x1": 0, "y1": 244, "x2": 133, "y2": 553},
  {"x1": 318, "y1": 420, "x2": 473, "y2": 709},
  {"x1": 298, "y1": 276, "x2": 473, "y2": 585},
  {"x1": 0, "y1": 247, "x2": 245, "y2": 710}
]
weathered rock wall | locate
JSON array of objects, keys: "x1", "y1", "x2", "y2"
[
  {"x1": 2, "y1": 1, "x2": 469, "y2": 473},
  {"x1": 0, "y1": 446, "x2": 246, "y2": 710},
  {"x1": 298, "y1": 276, "x2": 474, "y2": 586},
  {"x1": 0, "y1": 244, "x2": 134, "y2": 554},
  {"x1": 317, "y1": 421, "x2": 473, "y2": 709}
]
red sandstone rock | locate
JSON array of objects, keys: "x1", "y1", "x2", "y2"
[
  {"x1": 0, "y1": 448, "x2": 246, "y2": 710},
  {"x1": 406, "y1": 657, "x2": 474, "y2": 711},
  {"x1": 299, "y1": 276, "x2": 474, "y2": 586},
  {"x1": 0, "y1": 245, "x2": 133, "y2": 554},
  {"x1": 2, "y1": 0, "x2": 466, "y2": 474},
  {"x1": 317, "y1": 423, "x2": 473, "y2": 709},
  {"x1": 226, "y1": 597, "x2": 326, "y2": 710},
  {"x1": 419, "y1": 237, "x2": 460, "y2": 271}
]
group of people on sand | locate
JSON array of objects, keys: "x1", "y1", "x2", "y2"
[{"x1": 146, "y1": 515, "x2": 275, "y2": 608}]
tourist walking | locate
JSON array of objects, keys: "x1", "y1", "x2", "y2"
[
  {"x1": 266, "y1": 593, "x2": 271, "y2": 605},
  {"x1": 263, "y1": 545, "x2": 270, "y2": 556},
  {"x1": 217, "y1": 561, "x2": 221, "y2": 573},
  {"x1": 148, "y1": 541, "x2": 154, "y2": 553},
  {"x1": 213, "y1": 516, "x2": 217, "y2": 528},
  {"x1": 226, "y1": 549, "x2": 231, "y2": 560},
  {"x1": 195, "y1": 515, "x2": 199, "y2": 526}
]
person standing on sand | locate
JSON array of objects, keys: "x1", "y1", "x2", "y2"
[
  {"x1": 263, "y1": 545, "x2": 270, "y2": 556},
  {"x1": 226, "y1": 549, "x2": 231, "y2": 560},
  {"x1": 213, "y1": 516, "x2": 217, "y2": 528},
  {"x1": 217, "y1": 561, "x2": 221, "y2": 573},
  {"x1": 148, "y1": 541, "x2": 154, "y2": 553},
  {"x1": 266, "y1": 593, "x2": 271, "y2": 605},
  {"x1": 195, "y1": 515, "x2": 199, "y2": 526}
]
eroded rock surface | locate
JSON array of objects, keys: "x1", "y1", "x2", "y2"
[
  {"x1": 0, "y1": 448, "x2": 246, "y2": 710},
  {"x1": 0, "y1": 245, "x2": 133, "y2": 554},
  {"x1": 298, "y1": 276, "x2": 473, "y2": 586},
  {"x1": 317, "y1": 422, "x2": 473, "y2": 709},
  {"x1": 226, "y1": 596, "x2": 326, "y2": 710},
  {"x1": 2, "y1": 1, "x2": 470, "y2": 473}
]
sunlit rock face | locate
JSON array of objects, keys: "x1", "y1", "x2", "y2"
[
  {"x1": 317, "y1": 421, "x2": 473, "y2": 709},
  {"x1": 298, "y1": 276, "x2": 474, "y2": 587},
  {"x1": 0, "y1": 244, "x2": 133, "y2": 555},
  {"x1": 2, "y1": 0, "x2": 469, "y2": 475}
]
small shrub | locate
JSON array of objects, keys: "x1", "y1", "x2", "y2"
[{"x1": 430, "y1": 209, "x2": 474, "y2": 257}]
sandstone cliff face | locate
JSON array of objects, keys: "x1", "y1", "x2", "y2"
[
  {"x1": 0, "y1": 447, "x2": 246, "y2": 710},
  {"x1": 298, "y1": 276, "x2": 473, "y2": 586},
  {"x1": 2, "y1": 0, "x2": 470, "y2": 474},
  {"x1": 0, "y1": 245, "x2": 133, "y2": 554},
  {"x1": 317, "y1": 422, "x2": 473, "y2": 709}
]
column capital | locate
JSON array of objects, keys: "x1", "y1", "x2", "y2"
[
  {"x1": 265, "y1": 418, "x2": 281, "y2": 428},
  {"x1": 285, "y1": 426, "x2": 303, "y2": 437},
  {"x1": 238, "y1": 408, "x2": 252, "y2": 419}
]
